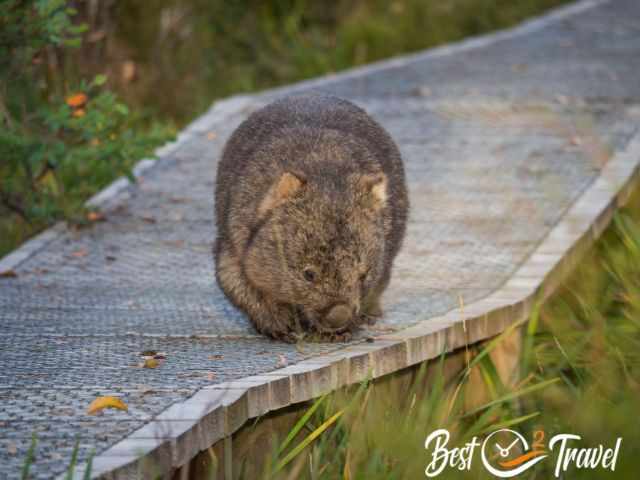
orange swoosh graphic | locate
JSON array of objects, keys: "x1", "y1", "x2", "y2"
[{"x1": 499, "y1": 450, "x2": 547, "y2": 468}]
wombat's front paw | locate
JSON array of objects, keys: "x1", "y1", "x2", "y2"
[
  {"x1": 271, "y1": 329, "x2": 306, "y2": 344},
  {"x1": 318, "y1": 329, "x2": 353, "y2": 343}
]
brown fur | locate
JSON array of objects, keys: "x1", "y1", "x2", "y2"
[{"x1": 214, "y1": 95, "x2": 408, "y2": 342}]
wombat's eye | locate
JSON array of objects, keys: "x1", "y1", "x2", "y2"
[{"x1": 303, "y1": 268, "x2": 317, "y2": 283}]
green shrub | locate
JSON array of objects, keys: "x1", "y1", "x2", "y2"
[{"x1": 0, "y1": 0, "x2": 174, "y2": 256}]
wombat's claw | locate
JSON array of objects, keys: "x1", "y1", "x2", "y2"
[
  {"x1": 269, "y1": 329, "x2": 302, "y2": 344},
  {"x1": 325, "y1": 330, "x2": 352, "y2": 343}
]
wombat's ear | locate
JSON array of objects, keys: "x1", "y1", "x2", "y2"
[
  {"x1": 258, "y1": 171, "x2": 305, "y2": 216},
  {"x1": 358, "y1": 172, "x2": 388, "y2": 211}
]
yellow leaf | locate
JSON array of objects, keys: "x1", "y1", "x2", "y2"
[
  {"x1": 87, "y1": 396, "x2": 128, "y2": 415},
  {"x1": 143, "y1": 358, "x2": 159, "y2": 369},
  {"x1": 37, "y1": 169, "x2": 59, "y2": 195},
  {"x1": 72, "y1": 108, "x2": 86, "y2": 118}
]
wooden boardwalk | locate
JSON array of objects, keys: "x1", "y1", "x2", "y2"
[{"x1": 0, "y1": 0, "x2": 639, "y2": 477}]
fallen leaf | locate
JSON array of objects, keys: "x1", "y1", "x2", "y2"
[
  {"x1": 66, "y1": 93, "x2": 88, "y2": 108},
  {"x1": 138, "y1": 385, "x2": 154, "y2": 395},
  {"x1": 87, "y1": 211, "x2": 105, "y2": 222},
  {"x1": 7, "y1": 443, "x2": 17, "y2": 456},
  {"x1": 87, "y1": 396, "x2": 128, "y2": 415},
  {"x1": 0, "y1": 270, "x2": 17, "y2": 278},
  {"x1": 105, "y1": 255, "x2": 117, "y2": 262},
  {"x1": 208, "y1": 354, "x2": 224, "y2": 360},
  {"x1": 207, "y1": 372, "x2": 217, "y2": 381},
  {"x1": 276, "y1": 354, "x2": 288, "y2": 368},
  {"x1": 143, "y1": 358, "x2": 159, "y2": 369},
  {"x1": 72, "y1": 108, "x2": 86, "y2": 118},
  {"x1": 71, "y1": 248, "x2": 88, "y2": 258},
  {"x1": 141, "y1": 215, "x2": 156, "y2": 223},
  {"x1": 207, "y1": 131, "x2": 218, "y2": 140}
]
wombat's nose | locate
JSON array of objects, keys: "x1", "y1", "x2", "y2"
[{"x1": 324, "y1": 304, "x2": 352, "y2": 329}]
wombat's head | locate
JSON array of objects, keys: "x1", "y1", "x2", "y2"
[{"x1": 243, "y1": 170, "x2": 388, "y2": 332}]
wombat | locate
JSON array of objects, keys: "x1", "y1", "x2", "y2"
[{"x1": 214, "y1": 95, "x2": 408, "y2": 342}]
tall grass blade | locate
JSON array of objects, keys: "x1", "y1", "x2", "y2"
[
  {"x1": 274, "y1": 409, "x2": 344, "y2": 473},
  {"x1": 278, "y1": 394, "x2": 327, "y2": 455},
  {"x1": 21, "y1": 434, "x2": 37, "y2": 480},
  {"x1": 82, "y1": 450, "x2": 94, "y2": 480},
  {"x1": 461, "y1": 377, "x2": 560, "y2": 418},
  {"x1": 64, "y1": 438, "x2": 80, "y2": 480}
]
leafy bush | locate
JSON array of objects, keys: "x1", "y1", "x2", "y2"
[{"x1": 0, "y1": 0, "x2": 174, "y2": 256}]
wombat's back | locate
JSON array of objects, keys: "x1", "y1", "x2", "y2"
[{"x1": 215, "y1": 94, "x2": 408, "y2": 257}]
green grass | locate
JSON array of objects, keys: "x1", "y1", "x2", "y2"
[
  {"x1": 255, "y1": 188, "x2": 640, "y2": 479},
  {"x1": 1, "y1": 0, "x2": 571, "y2": 258},
  {"x1": 109, "y1": 0, "x2": 570, "y2": 125}
]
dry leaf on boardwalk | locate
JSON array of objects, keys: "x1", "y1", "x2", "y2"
[
  {"x1": 87, "y1": 211, "x2": 105, "y2": 222},
  {"x1": 276, "y1": 354, "x2": 288, "y2": 368},
  {"x1": 87, "y1": 396, "x2": 128, "y2": 415},
  {"x1": 142, "y1": 358, "x2": 159, "y2": 369},
  {"x1": 138, "y1": 385, "x2": 154, "y2": 395}
]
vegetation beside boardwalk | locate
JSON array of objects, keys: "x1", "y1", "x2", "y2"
[
  {"x1": 256, "y1": 188, "x2": 640, "y2": 479},
  {"x1": 1, "y1": 0, "x2": 569, "y2": 258}
]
